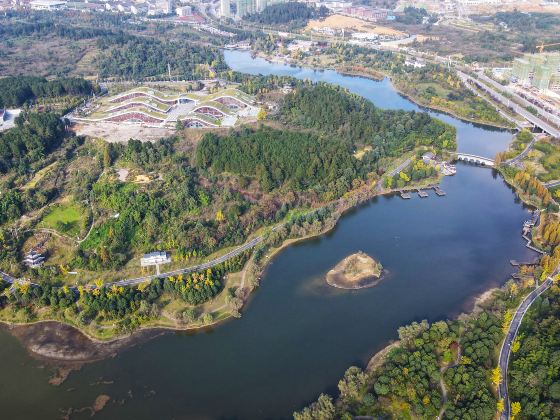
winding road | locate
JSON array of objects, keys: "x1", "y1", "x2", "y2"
[{"x1": 498, "y1": 276, "x2": 555, "y2": 419}]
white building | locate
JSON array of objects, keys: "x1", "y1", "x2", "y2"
[
  {"x1": 24, "y1": 251, "x2": 45, "y2": 269},
  {"x1": 176, "y1": 5, "x2": 192, "y2": 16},
  {"x1": 220, "y1": 0, "x2": 230, "y2": 17},
  {"x1": 141, "y1": 251, "x2": 171, "y2": 274},
  {"x1": 30, "y1": 0, "x2": 67, "y2": 10}
]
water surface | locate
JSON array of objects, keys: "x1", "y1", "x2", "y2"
[{"x1": 0, "y1": 52, "x2": 533, "y2": 420}]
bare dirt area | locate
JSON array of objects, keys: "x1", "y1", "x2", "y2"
[
  {"x1": 306, "y1": 14, "x2": 406, "y2": 36},
  {"x1": 73, "y1": 121, "x2": 175, "y2": 143},
  {"x1": 326, "y1": 251, "x2": 385, "y2": 289}
]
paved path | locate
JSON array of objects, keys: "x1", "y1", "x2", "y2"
[
  {"x1": 376, "y1": 157, "x2": 412, "y2": 191},
  {"x1": 388, "y1": 157, "x2": 413, "y2": 177},
  {"x1": 498, "y1": 276, "x2": 554, "y2": 419},
  {"x1": 545, "y1": 180, "x2": 560, "y2": 189},
  {"x1": 0, "y1": 231, "x2": 271, "y2": 290},
  {"x1": 504, "y1": 134, "x2": 544, "y2": 166}
]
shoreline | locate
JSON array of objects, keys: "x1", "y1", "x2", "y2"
[
  {"x1": 363, "y1": 285, "x2": 500, "y2": 376},
  {"x1": 253, "y1": 50, "x2": 513, "y2": 131},
  {"x1": 0, "y1": 56, "x2": 527, "y2": 360},
  {"x1": 0, "y1": 177, "x2": 433, "y2": 354}
]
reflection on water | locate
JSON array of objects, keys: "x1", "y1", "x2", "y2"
[{"x1": 0, "y1": 53, "x2": 534, "y2": 420}]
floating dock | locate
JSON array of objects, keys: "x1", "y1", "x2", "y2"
[
  {"x1": 418, "y1": 189, "x2": 429, "y2": 198},
  {"x1": 400, "y1": 191, "x2": 411, "y2": 199},
  {"x1": 433, "y1": 186, "x2": 446, "y2": 196}
]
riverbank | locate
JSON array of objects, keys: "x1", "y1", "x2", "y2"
[
  {"x1": 253, "y1": 50, "x2": 513, "y2": 131},
  {"x1": 363, "y1": 285, "x2": 500, "y2": 374},
  {"x1": 0, "y1": 165, "x2": 445, "y2": 356}
]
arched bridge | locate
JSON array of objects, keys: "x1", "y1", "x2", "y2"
[{"x1": 451, "y1": 153, "x2": 495, "y2": 167}]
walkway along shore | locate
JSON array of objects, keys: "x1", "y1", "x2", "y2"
[{"x1": 498, "y1": 276, "x2": 555, "y2": 420}]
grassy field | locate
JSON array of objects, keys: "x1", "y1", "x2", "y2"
[{"x1": 39, "y1": 201, "x2": 88, "y2": 238}]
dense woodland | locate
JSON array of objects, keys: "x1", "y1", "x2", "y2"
[
  {"x1": 197, "y1": 127, "x2": 359, "y2": 196},
  {"x1": 245, "y1": 3, "x2": 329, "y2": 28},
  {"x1": 279, "y1": 84, "x2": 456, "y2": 156},
  {"x1": 96, "y1": 36, "x2": 227, "y2": 80},
  {"x1": 0, "y1": 76, "x2": 95, "y2": 108},
  {"x1": 509, "y1": 284, "x2": 560, "y2": 419},
  {"x1": 295, "y1": 282, "x2": 545, "y2": 419},
  {"x1": 0, "y1": 112, "x2": 66, "y2": 175},
  {"x1": 396, "y1": 6, "x2": 433, "y2": 25}
]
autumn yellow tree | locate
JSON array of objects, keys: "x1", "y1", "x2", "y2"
[
  {"x1": 491, "y1": 366, "x2": 502, "y2": 386},
  {"x1": 511, "y1": 337, "x2": 521, "y2": 353},
  {"x1": 216, "y1": 209, "x2": 225, "y2": 222},
  {"x1": 257, "y1": 107, "x2": 267, "y2": 121},
  {"x1": 497, "y1": 398, "x2": 504, "y2": 414},
  {"x1": 511, "y1": 401, "x2": 521, "y2": 418},
  {"x1": 502, "y1": 309, "x2": 513, "y2": 334}
]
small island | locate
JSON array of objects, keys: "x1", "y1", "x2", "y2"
[{"x1": 326, "y1": 252, "x2": 384, "y2": 289}]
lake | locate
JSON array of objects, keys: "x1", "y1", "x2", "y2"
[{"x1": 0, "y1": 50, "x2": 535, "y2": 420}]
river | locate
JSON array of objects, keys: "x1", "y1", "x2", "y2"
[{"x1": 0, "y1": 51, "x2": 535, "y2": 420}]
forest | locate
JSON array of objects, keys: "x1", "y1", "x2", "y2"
[
  {"x1": 0, "y1": 76, "x2": 95, "y2": 108},
  {"x1": 279, "y1": 84, "x2": 456, "y2": 156},
  {"x1": 197, "y1": 126, "x2": 359, "y2": 196},
  {"x1": 295, "y1": 281, "x2": 540, "y2": 419},
  {"x1": 95, "y1": 36, "x2": 227, "y2": 80},
  {"x1": 0, "y1": 111, "x2": 66, "y2": 174},
  {"x1": 509, "y1": 284, "x2": 560, "y2": 419},
  {"x1": 396, "y1": 6, "x2": 434, "y2": 25},
  {"x1": 244, "y1": 3, "x2": 329, "y2": 28},
  {"x1": 2, "y1": 253, "x2": 248, "y2": 334}
]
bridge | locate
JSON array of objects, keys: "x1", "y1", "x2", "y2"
[{"x1": 451, "y1": 153, "x2": 495, "y2": 166}]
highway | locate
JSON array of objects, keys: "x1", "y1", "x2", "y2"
[
  {"x1": 458, "y1": 71, "x2": 560, "y2": 138},
  {"x1": 498, "y1": 276, "x2": 555, "y2": 419},
  {"x1": 476, "y1": 72, "x2": 560, "y2": 129}
]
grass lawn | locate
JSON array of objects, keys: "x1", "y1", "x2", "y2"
[{"x1": 39, "y1": 201, "x2": 87, "y2": 238}]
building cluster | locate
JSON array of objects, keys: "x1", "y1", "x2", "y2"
[
  {"x1": 8, "y1": 0, "x2": 197, "y2": 16},
  {"x1": 69, "y1": 84, "x2": 258, "y2": 129},
  {"x1": 220, "y1": 0, "x2": 289, "y2": 19},
  {"x1": 512, "y1": 53, "x2": 560, "y2": 94}
]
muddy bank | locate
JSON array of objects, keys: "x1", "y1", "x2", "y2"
[{"x1": 1, "y1": 321, "x2": 165, "y2": 364}]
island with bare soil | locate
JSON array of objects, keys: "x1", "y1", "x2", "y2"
[{"x1": 326, "y1": 252, "x2": 384, "y2": 289}]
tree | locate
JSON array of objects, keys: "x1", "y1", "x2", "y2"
[
  {"x1": 257, "y1": 107, "x2": 267, "y2": 121},
  {"x1": 511, "y1": 401, "x2": 521, "y2": 417},
  {"x1": 103, "y1": 143, "x2": 113, "y2": 168},
  {"x1": 491, "y1": 366, "x2": 502, "y2": 386},
  {"x1": 497, "y1": 398, "x2": 504, "y2": 414},
  {"x1": 511, "y1": 337, "x2": 520, "y2": 353}
]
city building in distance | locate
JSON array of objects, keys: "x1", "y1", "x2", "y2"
[{"x1": 513, "y1": 52, "x2": 560, "y2": 93}]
